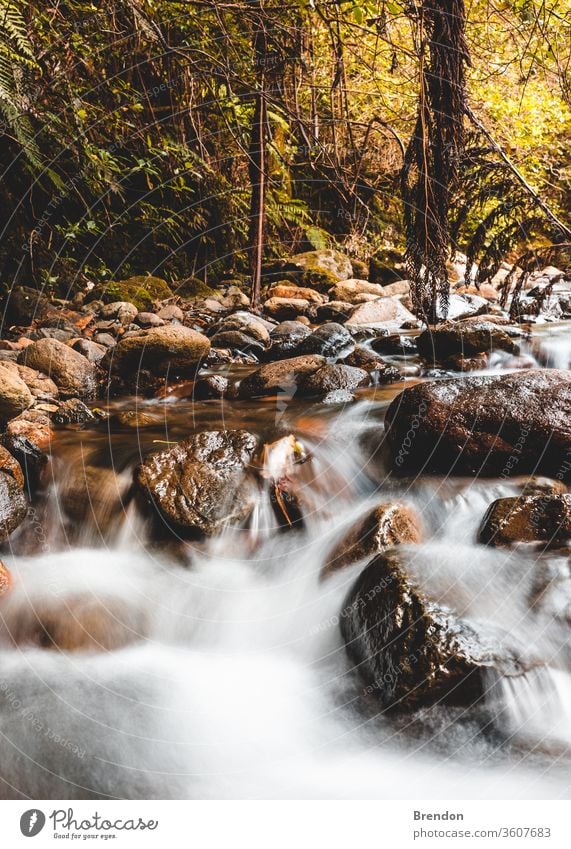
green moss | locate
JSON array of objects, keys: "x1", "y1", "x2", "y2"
[
  {"x1": 299, "y1": 269, "x2": 340, "y2": 292},
  {"x1": 91, "y1": 276, "x2": 173, "y2": 310},
  {"x1": 172, "y1": 276, "x2": 218, "y2": 299}
]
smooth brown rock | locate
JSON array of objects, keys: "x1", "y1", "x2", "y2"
[
  {"x1": 0, "y1": 471, "x2": 27, "y2": 541},
  {"x1": 268, "y1": 284, "x2": 326, "y2": 304},
  {"x1": 385, "y1": 369, "x2": 571, "y2": 477},
  {"x1": 417, "y1": 320, "x2": 517, "y2": 361},
  {"x1": 297, "y1": 364, "x2": 369, "y2": 398},
  {"x1": 0, "y1": 560, "x2": 10, "y2": 596},
  {"x1": 346, "y1": 297, "x2": 416, "y2": 327},
  {"x1": 263, "y1": 297, "x2": 313, "y2": 321},
  {"x1": 479, "y1": 494, "x2": 571, "y2": 547},
  {"x1": 0, "y1": 364, "x2": 33, "y2": 422},
  {"x1": 18, "y1": 338, "x2": 97, "y2": 399},
  {"x1": 106, "y1": 325, "x2": 210, "y2": 376},
  {"x1": 238, "y1": 355, "x2": 325, "y2": 398},
  {"x1": 322, "y1": 503, "x2": 422, "y2": 577},
  {"x1": 137, "y1": 429, "x2": 259, "y2": 536}
]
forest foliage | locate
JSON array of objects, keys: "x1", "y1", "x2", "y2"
[{"x1": 0, "y1": 0, "x2": 570, "y2": 300}]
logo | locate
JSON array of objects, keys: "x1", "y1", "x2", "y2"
[{"x1": 20, "y1": 809, "x2": 46, "y2": 837}]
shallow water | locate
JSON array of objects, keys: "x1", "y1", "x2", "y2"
[{"x1": 0, "y1": 334, "x2": 570, "y2": 800}]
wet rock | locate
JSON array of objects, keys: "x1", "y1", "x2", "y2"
[
  {"x1": 4, "y1": 286, "x2": 50, "y2": 325},
  {"x1": 135, "y1": 312, "x2": 165, "y2": 328},
  {"x1": 157, "y1": 304, "x2": 184, "y2": 322},
  {"x1": 114, "y1": 410, "x2": 156, "y2": 428},
  {"x1": 343, "y1": 346, "x2": 388, "y2": 371},
  {"x1": 263, "y1": 321, "x2": 311, "y2": 359},
  {"x1": 479, "y1": 494, "x2": 571, "y2": 548},
  {"x1": 346, "y1": 297, "x2": 416, "y2": 328},
  {"x1": 0, "y1": 364, "x2": 33, "y2": 422},
  {"x1": 444, "y1": 352, "x2": 489, "y2": 372},
  {"x1": 442, "y1": 293, "x2": 489, "y2": 320},
  {"x1": 18, "y1": 338, "x2": 98, "y2": 399},
  {"x1": 104, "y1": 325, "x2": 210, "y2": 376},
  {"x1": 99, "y1": 301, "x2": 138, "y2": 326},
  {"x1": 263, "y1": 297, "x2": 313, "y2": 321},
  {"x1": 0, "y1": 560, "x2": 10, "y2": 596},
  {"x1": 209, "y1": 329, "x2": 264, "y2": 355},
  {"x1": 238, "y1": 355, "x2": 325, "y2": 398},
  {"x1": 297, "y1": 364, "x2": 369, "y2": 398},
  {"x1": 4, "y1": 410, "x2": 53, "y2": 452},
  {"x1": 192, "y1": 374, "x2": 229, "y2": 400},
  {"x1": 60, "y1": 465, "x2": 130, "y2": 534},
  {"x1": 136, "y1": 429, "x2": 259, "y2": 536},
  {"x1": 0, "y1": 470, "x2": 28, "y2": 541},
  {"x1": 322, "y1": 389, "x2": 355, "y2": 404},
  {"x1": 322, "y1": 502, "x2": 422, "y2": 577},
  {"x1": 340, "y1": 546, "x2": 529, "y2": 709},
  {"x1": 0, "y1": 445, "x2": 24, "y2": 489},
  {"x1": 267, "y1": 283, "x2": 326, "y2": 304},
  {"x1": 417, "y1": 320, "x2": 517, "y2": 362},
  {"x1": 315, "y1": 301, "x2": 354, "y2": 323},
  {"x1": 0, "y1": 433, "x2": 48, "y2": 493},
  {"x1": 70, "y1": 339, "x2": 107, "y2": 363},
  {"x1": 370, "y1": 334, "x2": 418, "y2": 356},
  {"x1": 297, "y1": 323, "x2": 354, "y2": 358},
  {"x1": 385, "y1": 369, "x2": 571, "y2": 477},
  {"x1": 52, "y1": 398, "x2": 96, "y2": 425},
  {"x1": 214, "y1": 311, "x2": 272, "y2": 345}
]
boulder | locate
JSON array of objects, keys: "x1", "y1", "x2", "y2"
[
  {"x1": 70, "y1": 339, "x2": 107, "y2": 363},
  {"x1": 330, "y1": 279, "x2": 386, "y2": 302},
  {"x1": 238, "y1": 355, "x2": 325, "y2": 398},
  {"x1": 267, "y1": 284, "x2": 326, "y2": 304},
  {"x1": 4, "y1": 286, "x2": 50, "y2": 325},
  {"x1": 52, "y1": 399, "x2": 96, "y2": 425},
  {"x1": 442, "y1": 293, "x2": 489, "y2": 320},
  {"x1": 263, "y1": 297, "x2": 313, "y2": 321},
  {"x1": 341, "y1": 546, "x2": 530, "y2": 709},
  {"x1": 18, "y1": 338, "x2": 98, "y2": 399},
  {"x1": 297, "y1": 364, "x2": 369, "y2": 398},
  {"x1": 297, "y1": 323, "x2": 354, "y2": 358},
  {"x1": 105, "y1": 325, "x2": 210, "y2": 376},
  {"x1": 315, "y1": 301, "x2": 354, "y2": 323},
  {"x1": 322, "y1": 503, "x2": 422, "y2": 577},
  {"x1": 263, "y1": 321, "x2": 311, "y2": 360},
  {"x1": 209, "y1": 330, "x2": 264, "y2": 355},
  {"x1": 0, "y1": 470, "x2": 27, "y2": 541},
  {"x1": 88, "y1": 276, "x2": 173, "y2": 310},
  {"x1": 285, "y1": 249, "x2": 353, "y2": 282},
  {"x1": 346, "y1": 297, "x2": 416, "y2": 328},
  {"x1": 370, "y1": 334, "x2": 418, "y2": 356},
  {"x1": 479, "y1": 494, "x2": 571, "y2": 547},
  {"x1": 384, "y1": 369, "x2": 571, "y2": 477},
  {"x1": 136, "y1": 429, "x2": 259, "y2": 536},
  {"x1": 213, "y1": 311, "x2": 271, "y2": 344},
  {"x1": 0, "y1": 365, "x2": 33, "y2": 423},
  {"x1": 99, "y1": 301, "x2": 138, "y2": 326},
  {"x1": 0, "y1": 445, "x2": 24, "y2": 489},
  {"x1": 417, "y1": 320, "x2": 517, "y2": 361},
  {"x1": 4, "y1": 410, "x2": 53, "y2": 452}
]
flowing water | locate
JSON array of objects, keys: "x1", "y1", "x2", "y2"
[{"x1": 0, "y1": 327, "x2": 570, "y2": 799}]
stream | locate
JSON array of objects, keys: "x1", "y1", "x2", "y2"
[{"x1": 0, "y1": 323, "x2": 570, "y2": 799}]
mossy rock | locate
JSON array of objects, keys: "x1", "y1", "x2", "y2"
[
  {"x1": 172, "y1": 276, "x2": 218, "y2": 299},
  {"x1": 299, "y1": 269, "x2": 341, "y2": 292},
  {"x1": 90, "y1": 276, "x2": 173, "y2": 310}
]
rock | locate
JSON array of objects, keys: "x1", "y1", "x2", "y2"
[
  {"x1": 322, "y1": 389, "x2": 355, "y2": 404},
  {"x1": 377, "y1": 280, "x2": 410, "y2": 297},
  {"x1": 210, "y1": 330, "x2": 264, "y2": 355},
  {"x1": 0, "y1": 470, "x2": 28, "y2": 541},
  {"x1": 479, "y1": 494, "x2": 571, "y2": 547},
  {"x1": 343, "y1": 346, "x2": 388, "y2": 371},
  {"x1": 59, "y1": 465, "x2": 130, "y2": 534},
  {"x1": 370, "y1": 334, "x2": 418, "y2": 356},
  {"x1": 94, "y1": 332, "x2": 117, "y2": 347},
  {"x1": 441, "y1": 293, "x2": 489, "y2": 320},
  {"x1": 267, "y1": 284, "x2": 325, "y2": 304},
  {"x1": 0, "y1": 445, "x2": 24, "y2": 489},
  {"x1": 346, "y1": 297, "x2": 416, "y2": 328},
  {"x1": 18, "y1": 338, "x2": 98, "y2": 399},
  {"x1": 219, "y1": 287, "x2": 250, "y2": 310},
  {"x1": 417, "y1": 320, "x2": 517, "y2": 361},
  {"x1": 315, "y1": 301, "x2": 354, "y2": 323},
  {"x1": 136, "y1": 429, "x2": 259, "y2": 536},
  {"x1": 296, "y1": 323, "x2": 354, "y2": 358},
  {"x1": 331, "y1": 279, "x2": 386, "y2": 303},
  {"x1": 52, "y1": 398, "x2": 96, "y2": 425},
  {"x1": 297, "y1": 364, "x2": 369, "y2": 398},
  {"x1": 4, "y1": 410, "x2": 53, "y2": 452},
  {"x1": 263, "y1": 321, "x2": 311, "y2": 360},
  {"x1": 105, "y1": 325, "x2": 210, "y2": 376},
  {"x1": 88, "y1": 276, "x2": 173, "y2": 310},
  {"x1": 263, "y1": 297, "x2": 313, "y2": 321},
  {"x1": 192, "y1": 374, "x2": 229, "y2": 400},
  {"x1": 284, "y1": 249, "x2": 353, "y2": 282},
  {"x1": 99, "y1": 301, "x2": 138, "y2": 326},
  {"x1": 385, "y1": 369, "x2": 571, "y2": 477},
  {"x1": 4, "y1": 286, "x2": 50, "y2": 325},
  {"x1": 322, "y1": 503, "x2": 423, "y2": 577},
  {"x1": 114, "y1": 410, "x2": 156, "y2": 429},
  {"x1": 70, "y1": 339, "x2": 107, "y2": 363},
  {"x1": 0, "y1": 560, "x2": 10, "y2": 596},
  {"x1": 444, "y1": 352, "x2": 489, "y2": 372},
  {"x1": 157, "y1": 304, "x2": 184, "y2": 322},
  {"x1": 214, "y1": 311, "x2": 271, "y2": 344},
  {"x1": 135, "y1": 312, "x2": 165, "y2": 328},
  {"x1": 238, "y1": 355, "x2": 325, "y2": 398},
  {"x1": 0, "y1": 364, "x2": 33, "y2": 422},
  {"x1": 340, "y1": 546, "x2": 530, "y2": 709}
]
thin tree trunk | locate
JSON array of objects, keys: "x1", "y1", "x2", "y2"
[{"x1": 248, "y1": 5, "x2": 268, "y2": 311}]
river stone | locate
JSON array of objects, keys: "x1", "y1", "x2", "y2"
[
  {"x1": 370, "y1": 334, "x2": 418, "y2": 356},
  {"x1": 297, "y1": 364, "x2": 369, "y2": 398},
  {"x1": 0, "y1": 364, "x2": 33, "y2": 422},
  {"x1": 385, "y1": 369, "x2": 571, "y2": 477},
  {"x1": 214, "y1": 312, "x2": 271, "y2": 344},
  {"x1": 263, "y1": 297, "x2": 313, "y2": 321},
  {"x1": 137, "y1": 429, "x2": 259, "y2": 536},
  {"x1": 0, "y1": 471, "x2": 28, "y2": 541},
  {"x1": 209, "y1": 330, "x2": 265, "y2": 355},
  {"x1": 192, "y1": 374, "x2": 229, "y2": 400},
  {"x1": 340, "y1": 547, "x2": 529, "y2": 710},
  {"x1": 263, "y1": 321, "x2": 311, "y2": 360},
  {"x1": 346, "y1": 297, "x2": 416, "y2": 328},
  {"x1": 0, "y1": 445, "x2": 24, "y2": 489},
  {"x1": 479, "y1": 494, "x2": 571, "y2": 547},
  {"x1": 99, "y1": 301, "x2": 138, "y2": 326},
  {"x1": 71, "y1": 339, "x2": 107, "y2": 363},
  {"x1": 135, "y1": 312, "x2": 165, "y2": 328},
  {"x1": 238, "y1": 355, "x2": 325, "y2": 398},
  {"x1": 18, "y1": 338, "x2": 97, "y2": 399},
  {"x1": 106, "y1": 325, "x2": 210, "y2": 376},
  {"x1": 286, "y1": 249, "x2": 353, "y2": 281},
  {"x1": 322, "y1": 503, "x2": 423, "y2": 578},
  {"x1": 315, "y1": 301, "x2": 354, "y2": 323},
  {"x1": 297, "y1": 323, "x2": 354, "y2": 358},
  {"x1": 267, "y1": 284, "x2": 326, "y2": 304},
  {"x1": 417, "y1": 320, "x2": 517, "y2": 361},
  {"x1": 330, "y1": 280, "x2": 386, "y2": 303},
  {"x1": 0, "y1": 560, "x2": 10, "y2": 596}
]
